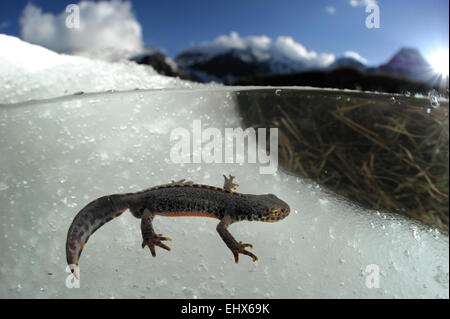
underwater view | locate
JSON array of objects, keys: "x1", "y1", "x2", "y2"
[{"x1": 0, "y1": 0, "x2": 448, "y2": 302}]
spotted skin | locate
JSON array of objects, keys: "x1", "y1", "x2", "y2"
[{"x1": 66, "y1": 175, "x2": 290, "y2": 278}]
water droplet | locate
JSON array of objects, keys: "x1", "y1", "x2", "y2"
[
  {"x1": 329, "y1": 227, "x2": 336, "y2": 239},
  {"x1": 198, "y1": 263, "x2": 208, "y2": 272},
  {"x1": 0, "y1": 182, "x2": 8, "y2": 191},
  {"x1": 275, "y1": 89, "x2": 281, "y2": 96},
  {"x1": 428, "y1": 90, "x2": 440, "y2": 108},
  {"x1": 426, "y1": 108, "x2": 431, "y2": 114},
  {"x1": 390, "y1": 97, "x2": 396, "y2": 104}
]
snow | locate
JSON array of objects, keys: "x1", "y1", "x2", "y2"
[
  {"x1": 0, "y1": 35, "x2": 448, "y2": 298},
  {"x1": 0, "y1": 34, "x2": 207, "y2": 105},
  {"x1": 343, "y1": 51, "x2": 368, "y2": 65}
]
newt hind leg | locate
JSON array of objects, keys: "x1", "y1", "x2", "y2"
[{"x1": 141, "y1": 209, "x2": 172, "y2": 257}]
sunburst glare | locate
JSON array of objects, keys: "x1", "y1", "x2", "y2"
[{"x1": 429, "y1": 49, "x2": 449, "y2": 76}]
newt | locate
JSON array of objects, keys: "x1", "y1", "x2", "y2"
[{"x1": 66, "y1": 174, "x2": 290, "y2": 278}]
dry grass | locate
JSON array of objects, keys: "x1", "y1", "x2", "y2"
[{"x1": 237, "y1": 89, "x2": 449, "y2": 231}]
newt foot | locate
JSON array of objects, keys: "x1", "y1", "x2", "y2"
[
  {"x1": 232, "y1": 241, "x2": 258, "y2": 263},
  {"x1": 142, "y1": 233, "x2": 172, "y2": 257}
]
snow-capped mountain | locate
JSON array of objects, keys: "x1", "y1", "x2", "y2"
[
  {"x1": 377, "y1": 48, "x2": 434, "y2": 81},
  {"x1": 175, "y1": 35, "x2": 370, "y2": 83},
  {"x1": 176, "y1": 48, "x2": 272, "y2": 83},
  {"x1": 175, "y1": 32, "x2": 336, "y2": 83},
  {"x1": 176, "y1": 47, "x2": 339, "y2": 84},
  {"x1": 328, "y1": 57, "x2": 366, "y2": 70}
]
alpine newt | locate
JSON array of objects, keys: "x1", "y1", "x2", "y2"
[{"x1": 66, "y1": 174, "x2": 290, "y2": 278}]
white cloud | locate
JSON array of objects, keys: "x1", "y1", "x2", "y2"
[
  {"x1": 344, "y1": 50, "x2": 368, "y2": 64},
  {"x1": 19, "y1": 0, "x2": 143, "y2": 55},
  {"x1": 191, "y1": 32, "x2": 336, "y2": 69},
  {"x1": 325, "y1": 6, "x2": 336, "y2": 15}
]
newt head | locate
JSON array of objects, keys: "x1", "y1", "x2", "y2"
[{"x1": 249, "y1": 193, "x2": 291, "y2": 222}]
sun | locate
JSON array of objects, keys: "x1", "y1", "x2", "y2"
[{"x1": 428, "y1": 49, "x2": 449, "y2": 76}]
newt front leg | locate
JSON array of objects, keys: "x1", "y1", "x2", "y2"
[
  {"x1": 141, "y1": 209, "x2": 172, "y2": 257},
  {"x1": 216, "y1": 215, "x2": 258, "y2": 263}
]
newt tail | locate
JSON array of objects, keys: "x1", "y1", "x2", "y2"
[
  {"x1": 65, "y1": 195, "x2": 128, "y2": 278},
  {"x1": 66, "y1": 175, "x2": 290, "y2": 278}
]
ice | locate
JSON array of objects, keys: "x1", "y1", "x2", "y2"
[{"x1": 0, "y1": 36, "x2": 448, "y2": 298}]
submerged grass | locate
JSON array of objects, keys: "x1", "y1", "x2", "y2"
[{"x1": 237, "y1": 89, "x2": 449, "y2": 231}]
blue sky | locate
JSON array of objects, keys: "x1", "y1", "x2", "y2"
[{"x1": 0, "y1": 0, "x2": 448, "y2": 65}]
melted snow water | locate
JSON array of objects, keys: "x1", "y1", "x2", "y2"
[{"x1": 0, "y1": 87, "x2": 448, "y2": 298}]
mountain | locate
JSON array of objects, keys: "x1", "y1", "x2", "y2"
[
  {"x1": 377, "y1": 48, "x2": 434, "y2": 81},
  {"x1": 328, "y1": 57, "x2": 366, "y2": 70},
  {"x1": 176, "y1": 49, "x2": 272, "y2": 83},
  {"x1": 175, "y1": 48, "x2": 328, "y2": 84},
  {"x1": 175, "y1": 44, "x2": 448, "y2": 89},
  {"x1": 176, "y1": 47, "x2": 371, "y2": 84}
]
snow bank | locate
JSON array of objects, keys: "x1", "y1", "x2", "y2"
[
  {"x1": 0, "y1": 35, "x2": 448, "y2": 298},
  {"x1": 0, "y1": 34, "x2": 207, "y2": 105}
]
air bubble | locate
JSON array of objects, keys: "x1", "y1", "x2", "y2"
[
  {"x1": 390, "y1": 97, "x2": 396, "y2": 104},
  {"x1": 428, "y1": 90, "x2": 440, "y2": 108}
]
